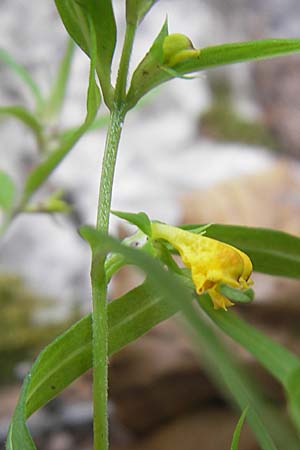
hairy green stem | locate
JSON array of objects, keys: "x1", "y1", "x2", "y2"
[
  {"x1": 91, "y1": 20, "x2": 136, "y2": 450},
  {"x1": 91, "y1": 108, "x2": 124, "y2": 450}
]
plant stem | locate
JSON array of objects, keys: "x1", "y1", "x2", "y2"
[
  {"x1": 115, "y1": 23, "x2": 136, "y2": 105},
  {"x1": 91, "y1": 20, "x2": 136, "y2": 450},
  {"x1": 91, "y1": 107, "x2": 124, "y2": 450}
]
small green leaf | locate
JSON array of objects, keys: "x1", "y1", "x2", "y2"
[
  {"x1": 0, "y1": 48, "x2": 43, "y2": 108},
  {"x1": 219, "y1": 284, "x2": 254, "y2": 304},
  {"x1": 25, "y1": 190, "x2": 71, "y2": 214},
  {"x1": 0, "y1": 170, "x2": 16, "y2": 212},
  {"x1": 230, "y1": 407, "x2": 249, "y2": 450},
  {"x1": 126, "y1": 0, "x2": 158, "y2": 25},
  {"x1": 23, "y1": 20, "x2": 100, "y2": 201},
  {"x1": 0, "y1": 106, "x2": 43, "y2": 146},
  {"x1": 126, "y1": 19, "x2": 168, "y2": 108},
  {"x1": 111, "y1": 210, "x2": 152, "y2": 236},
  {"x1": 54, "y1": 0, "x2": 116, "y2": 106}
]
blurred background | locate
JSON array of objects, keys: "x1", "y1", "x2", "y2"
[{"x1": 1, "y1": 0, "x2": 300, "y2": 449}]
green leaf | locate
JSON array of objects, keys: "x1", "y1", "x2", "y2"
[
  {"x1": 199, "y1": 294, "x2": 300, "y2": 438},
  {"x1": 0, "y1": 48, "x2": 43, "y2": 108},
  {"x1": 182, "y1": 224, "x2": 300, "y2": 279},
  {"x1": 0, "y1": 170, "x2": 16, "y2": 212},
  {"x1": 127, "y1": 38, "x2": 300, "y2": 109},
  {"x1": 175, "y1": 38, "x2": 300, "y2": 75},
  {"x1": 286, "y1": 367, "x2": 300, "y2": 432},
  {"x1": 43, "y1": 38, "x2": 75, "y2": 120},
  {"x1": 54, "y1": 0, "x2": 116, "y2": 106},
  {"x1": 23, "y1": 20, "x2": 100, "y2": 201},
  {"x1": 230, "y1": 407, "x2": 249, "y2": 450},
  {"x1": 185, "y1": 316, "x2": 278, "y2": 450},
  {"x1": 111, "y1": 210, "x2": 152, "y2": 236},
  {"x1": 0, "y1": 106, "x2": 43, "y2": 146},
  {"x1": 219, "y1": 284, "x2": 254, "y2": 304},
  {"x1": 126, "y1": 0, "x2": 158, "y2": 25},
  {"x1": 6, "y1": 376, "x2": 36, "y2": 450},
  {"x1": 126, "y1": 19, "x2": 168, "y2": 108},
  {"x1": 25, "y1": 279, "x2": 180, "y2": 417},
  {"x1": 177, "y1": 300, "x2": 298, "y2": 450},
  {"x1": 199, "y1": 293, "x2": 300, "y2": 387}
]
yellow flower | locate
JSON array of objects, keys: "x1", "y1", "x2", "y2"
[
  {"x1": 163, "y1": 34, "x2": 201, "y2": 67},
  {"x1": 151, "y1": 222, "x2": 253, "y2": 310}
]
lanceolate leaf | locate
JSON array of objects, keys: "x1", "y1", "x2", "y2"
[
  {"x1": 6, "y1": 377, "x2": 36, "y2": 450},
  {"x1": 25, "y1": 280, "x2": 179, "y2": 417},
  {"x1": 23, "y1": 20, "x2": 100, "y2": 201},
  {"x1": 126, "y1": 19, "x2": 168, "y2": 108},
  {"x1": 127, "y1": 38, "x2": 300, "y2": 109},
  {"x1": 126, "y1": 0, "x2": 158, "y2": 25},
  {"x1": 182, "y1": 224, "x2": 300, "y2": 278},
  {"x1": 54, "y1": 0, "x2": 116, "y2": 106},
  {"x1": 0, "y1": 48, "x2": 43, "y2": 108},
  {"x1": 111, "y1": 210, "x2": 152, "y2": 236},
  {"x1": 199, "y1": 294, "x2": 300, "y2": 387},
  {"x1": 230, "y1": 407, "x2": 249, "y2": 450},
  {"x1": 0, "y1": 106, "x2": 43, "y2": 146},
  {"x1": 44, "y1": 38, "x2": 75, "y2": 120},
  {"x1": 176, "y1": 39, "x2": 300, "y2": 74},
  {"x1": 0, "y1": 171, "x2": 16, "y2": 212}
]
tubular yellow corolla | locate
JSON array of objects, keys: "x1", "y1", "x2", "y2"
[
  {"x1": 151, "y1": 222, "x2": 253, "y2": 310},
  {"x1": 162, "y1": 33, "x2": 201, "y2": 67}
]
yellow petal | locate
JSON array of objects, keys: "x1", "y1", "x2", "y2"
[
  {"x1": 151, "y1": 222, "x2": 253, "y2": 310},
  {"x1": 208, "y1": 286, "x2": 234, "y2": 310}
]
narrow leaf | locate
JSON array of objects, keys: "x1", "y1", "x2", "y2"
[
  {"x1": 286, "y1": 367, "x2": 300, "y2": 432},
  {"x1": 25, "y1": 280, "x2": 180, "y2": 417},
  {"x1": 126, "y1": 0, "x2": 158, "y2": 25},
  {"x1": 176, "y1": 39, "x2": 300, "y2": 75},
  {"x1": 53, "y1": 1, "x2": 90, "y2": 56},
  {"x1": 219, "y1": 284, "x2": 254, "y2": 304},
  {"x1": 0, "y1": 106, "x2": 43, "y2": 146},
  {"x1": 127, "y1": 38, "x2": 300, "y2": 109},
  {"x1": 54, "y1": 0, "x2": 116, "y2": 106},
  {"x1": 230, "y1": 407, "x2": 249, "y2": 450},
  {"x1": 0, "y1": 170, "x2": 15, "y2": 212},
  {"x1": 199, "y1": 294, "x2": 300, "y2": 387},
  {"x1": 44, "y1": 38, "x2": 75, "y2": 119},
  {"x1": 127, "y1": 19, "x2": 168, "y2": 108},
  {"x1": 175, "y1": 298, "x2": 297, "y2": 450},
  {"x1": 0, "y1": 48, "x2": 43, "y2": 108},
  {"x1": 6, "y1": 376, "x2": 36, "y2": 450},
  {"x1": 23, "y1": 21, "x2": 100, "y2": 201},
  {"x1": 111, "y1": 210, "x2": 152, "y2": 236}
]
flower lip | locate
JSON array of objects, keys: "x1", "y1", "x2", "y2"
[{"x1": 151, "y1": 222, "x2": 253, "y2": 310}]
